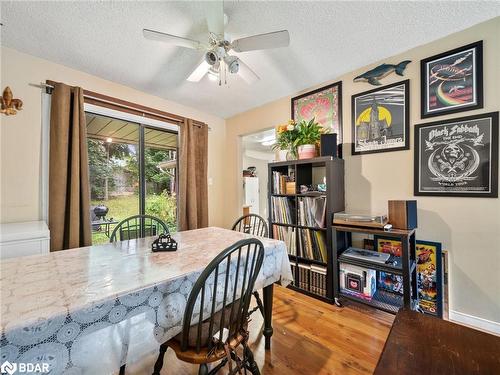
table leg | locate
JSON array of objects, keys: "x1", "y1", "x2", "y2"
[{"x1": 263, "y1": 283, "x2": 274, "y2": 350}]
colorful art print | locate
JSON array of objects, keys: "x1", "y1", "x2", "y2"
[
  {"x1": 414, "y1": 112, "x2": 499, "y2": 197},
  {"x1": 375, "y1": 236, "x2": 403, "y2": 295},
  {"x1": 378, "y1": 272, "x2": 404, "y2": 295},
  {"x1": 421, "y1": 41, "x2": 483, "y2": 118},
  {"x1": 291, "y1": 81, "x2": 343, "y2": 143},
  {"x1": 351, "y1": 80, "x2": 409, "y2": 155},
  {"x1": 416, "y1": 240, "x2": 443, "y2": 317},
  {"x1": 375, "y1": 237, "x2": 402, "y2": 257}
]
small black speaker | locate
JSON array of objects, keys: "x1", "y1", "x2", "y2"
[{"x1": 320, "y1": 133, "x2": 338, "y2": 158}]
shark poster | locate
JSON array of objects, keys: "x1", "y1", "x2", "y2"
[
  {"x1": 421, "y1": 41, "x2": 483, "y2": 118},
  {"x1": 414, "y1": 112, "x2": 499, "y2": 197},
  {"x1": 351, "y1": 80, "x2": 409, "y2": 155}
]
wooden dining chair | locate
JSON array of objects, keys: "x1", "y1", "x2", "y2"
[
  {"x1": 153, "y1": 238, "x2": 265, "y2": 375},
  {"x1": 231, "y1": 213, "x2": 268, "y2": 238},
  {"x1": 231, "y1": 214, "x2": 268, "y2": 318},
  {"x1": 109, "y1": 214, "x2": 169, "y2": 242}
]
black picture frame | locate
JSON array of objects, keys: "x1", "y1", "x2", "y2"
[
  {"x1": 416, "y1": 240, "x2": 443, "y2": 318},
  {"x1": 420, "y1": 41, "x2": 483, "y2": 118},
  {"x1": 291, "y1": 81, "x2": 343, "y2": 144},
  {"x1": 414, "y1": 112, "x2": 499, "y2": 197},
  {"x1": 351, "y1": 80, "x2": 410, "y2": 156}
]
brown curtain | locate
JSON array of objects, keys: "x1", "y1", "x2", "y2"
[
  {"x1": 178, "y1": 118, "x2": 209, "y2": 230},
  {"x1": 49, "y1": 83, "x2": 92, "y2": 251}
]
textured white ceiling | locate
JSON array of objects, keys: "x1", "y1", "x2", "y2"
[{"x1": 2, "y1": 1, "x2": 499, "y2": 118}]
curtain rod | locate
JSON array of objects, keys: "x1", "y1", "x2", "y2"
[{"x1": 30, "y1": 82, "x2": 211, "y2": 130}]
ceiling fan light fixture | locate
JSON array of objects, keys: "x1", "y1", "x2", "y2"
[
  {"x1": 224, "y1": 55, "x2": 239, "y2": 74},
  {"x1": 205, "y1": 50, "x2": 218, "y2": 66}
]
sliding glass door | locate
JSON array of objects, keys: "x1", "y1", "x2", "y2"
[
  {"x1": 86, "y1": 112, "x2": 178, "y2": 244},
  {"x1": 144, "y1": 128, "x2": 178, "y2": 234}
]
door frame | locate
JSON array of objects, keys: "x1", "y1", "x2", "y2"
[{"x1": 85, "y1": 103, "x2": 179, "y2": 227}]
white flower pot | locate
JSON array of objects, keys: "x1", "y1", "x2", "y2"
[{"x1": 278, "y1": 149, "x2": 288, "y2": 161}]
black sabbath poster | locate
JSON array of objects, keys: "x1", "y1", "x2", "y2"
[{"x1": 415, "y1": 112, "x2": 498, "y2": 197}]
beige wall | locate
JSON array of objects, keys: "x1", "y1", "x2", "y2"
[
  {"x1": 0, "y1": 47, "x2": 227, "y2": 227},
  {"x1": 226, "y1": 17, "x2": 500, "y2": 324}
]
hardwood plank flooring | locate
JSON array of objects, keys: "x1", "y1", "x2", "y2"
[{"x1": 126, "y1": 286, "x2": 394, "y2": 375}]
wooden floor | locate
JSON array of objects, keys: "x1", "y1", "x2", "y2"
[{"x1": 127, "y1": 286, "x2": 394, "y2": 375}]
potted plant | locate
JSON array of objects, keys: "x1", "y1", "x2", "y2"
[
  {"x1": 273, "y1": 120, "x2": 298, "y2": 160},
  {"x1": 293, "y1": 118, "x2": 323, "y2": 159}
]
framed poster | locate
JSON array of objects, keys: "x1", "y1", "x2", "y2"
[
  {"x1": 374, "y1": 236, "x2": 403, "y2": 295},
  {"x1": 351, "y1": 80, "x2": 409, "y2": 155},
  {"x1": 375, "y1": 236, "x2": 402, "y2": 257},
  {"x1": 414, "y1": 112, "x2": 499, "y2": 197},
  {"x1": 416, "y1": 240, "x2": 443, "y2": 318},
  {"x1": 421, "y1": 41, "x2": 483, "y2": 118},
  {"x1": 291, "y1": 81, "x2": 343, "y2": 143}
]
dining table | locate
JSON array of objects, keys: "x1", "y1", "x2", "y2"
[{"x1": 0, "y1": 227, "x2": 293, "y2": 374}]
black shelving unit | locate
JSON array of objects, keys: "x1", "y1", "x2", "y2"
[
  {"x1": 268, "y1": 156, "x2": 345, "y2": 303},
  {"x1": 332, "y1": 225, "x2": 418, "y2": 314}
]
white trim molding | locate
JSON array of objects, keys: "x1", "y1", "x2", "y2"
[{"x1": 449, "y1": 310, "x2": 500, "y2": 336}]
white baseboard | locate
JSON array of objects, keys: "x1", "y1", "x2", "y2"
[{"x1": 449, "y1": 310, "x2": 500, "y2": 336}]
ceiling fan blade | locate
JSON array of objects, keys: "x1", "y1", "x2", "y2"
[
  {"x1": 187, "y1": 60, "x2": 210, "y2": 82},
  {"x1": 231, "y1": 30, "x2": 290, "y2": 52},
  {"x1": 205, "y1": 1, "x2": 224, "y2": 37},
  {"x1": 143, "y1": 28, "x2": 203, "y2": 50},
  {"x1": 237, "y1": 59, "x2": 260, "y2": 84}
]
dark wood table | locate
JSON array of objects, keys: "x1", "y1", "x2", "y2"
[{"x1": 375, "y1": 309, "x2": 500, "y2": 375}]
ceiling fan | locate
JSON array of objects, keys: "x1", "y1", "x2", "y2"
[{"x1": 143, "y1": 3, "x2": 290, "y2": 85}]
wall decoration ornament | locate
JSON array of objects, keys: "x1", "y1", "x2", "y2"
[
  {"x1": 416, "y1": 240, "x2": 443, "y2": 318},
  {"x1": 351, "y1": 80, "x2": 409, "y2": 155},
  {"x1": 414, "y1": 112, "x2": 499, "y2": 197},
  {"x1": 353, "y1": 60, "x2": 411, "y2": 86},
  {"x1": 421, "y1": 41, "x2": 483, "y2": 118},
  {"x1": 1, "y1": 87, "x2": 23, "y2": 116},
  {"x1": 291, "y1": 81, "x2": 342, "y2": 144}
]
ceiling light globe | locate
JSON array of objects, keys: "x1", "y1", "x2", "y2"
[{"x1": 205, "y1": 50, "x2": 218, "y2": 66}]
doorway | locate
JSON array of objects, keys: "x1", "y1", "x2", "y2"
[
  {"x1": 240, "y1": 128, "x2": 276, "y2": 220},
  {"x1": 85, "y1": 112, "x2": 178, "y2": 244}
]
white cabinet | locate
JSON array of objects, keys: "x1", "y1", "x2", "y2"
[
  {"x1": 0, "y1": 221, "x2": 50, "y2": 259},
  {"x1": 243, "y1": 177, "x2": 259, "y2": 215}
]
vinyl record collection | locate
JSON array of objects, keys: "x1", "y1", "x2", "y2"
[
  {"x1": 272, "y1": 224, "x2": 296, "y2": 256},
  {"x1": 271, "y1": 196, "x2": 295, "y2": 224},
  {"x1": 269, "y1": 157, "x2": 346, "y2": 302},
  {"x1": 298, "y1": 196, "x2": 327, "y2": 228},
  {"x1": 298, "y1": 229, "x2": 327, "y2": 262}
]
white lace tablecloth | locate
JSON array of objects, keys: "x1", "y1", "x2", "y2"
[{"x1": 0, "y1": 227, "x2": 292, "y2": 374}]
